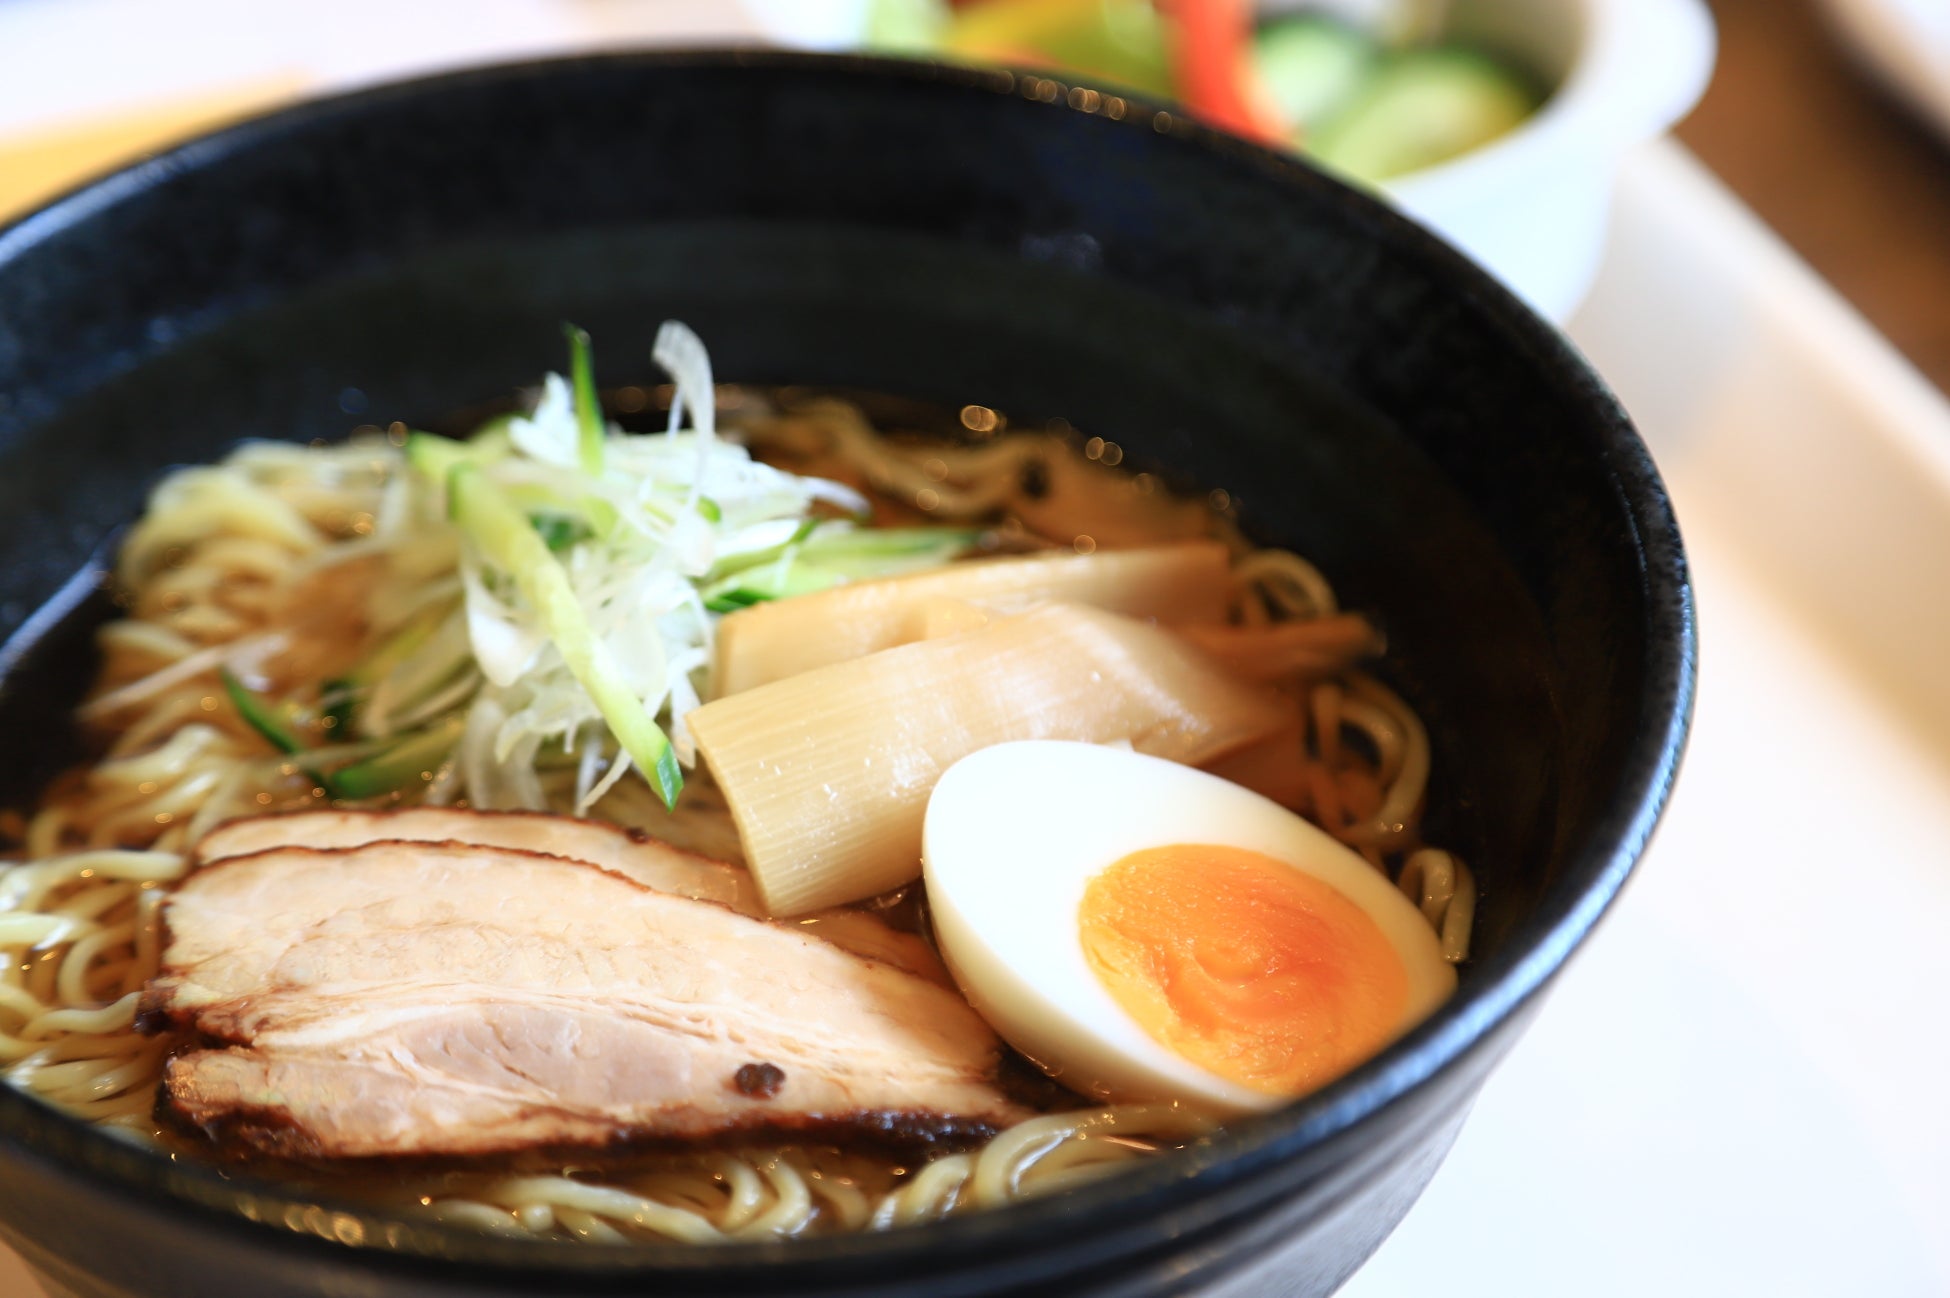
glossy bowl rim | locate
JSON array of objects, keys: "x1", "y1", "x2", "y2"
[{"x1": 0, "y1": 47, "x2": 1696, "y2": 1285}]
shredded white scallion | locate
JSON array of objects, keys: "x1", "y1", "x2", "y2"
[{"x1": 418, "y1": 321, "x2": 878, "y2": 814}]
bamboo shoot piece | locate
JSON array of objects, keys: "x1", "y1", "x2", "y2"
[
  {"x1": 908, "y1": 597, "x2": 996, "y2": 641},
  {"x1": 1176, "y1": 614, "x2": 1383, "y2": 684},
  {"x1": 688, "y1": 603, "x2": 1295, "y2": 916},
  {"x1": 711, "y1": 541, "x2": 1232, "y2": 697}
]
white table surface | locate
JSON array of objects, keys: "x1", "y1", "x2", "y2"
[{"x1": 3, "y1": 6, "x2": 1949, "y2": 1297}]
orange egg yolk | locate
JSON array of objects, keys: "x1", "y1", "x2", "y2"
[{"x1": 1078, "y1": 843, "x2": 1409, "y2": 1096}]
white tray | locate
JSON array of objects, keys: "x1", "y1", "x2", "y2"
[{"x1": 4, "y1": 29, "x2": 1949, "y2": 1294}]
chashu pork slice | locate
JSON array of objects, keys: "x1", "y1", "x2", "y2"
[
  {"x1": 195, "y1": 808, "x2": 759, "y2": 911},
  {"x1": 194, "y1": 808, "x2": 949, "y2": 985},
  {"x1": 140, "y1": 841, "x2": 1025, "y2": 1159}
]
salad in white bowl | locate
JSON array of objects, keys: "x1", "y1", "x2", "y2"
[{"x1": 867, "y1": 0, "x2": 1715, "y2": 321}]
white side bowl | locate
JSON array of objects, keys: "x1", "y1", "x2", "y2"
[
  {"x1": 800, "y1": 0, "x2": 1714, "y2": 322},
  {"x1": 1373, "y1": 0, "x2": 1716, "y2": 320}
]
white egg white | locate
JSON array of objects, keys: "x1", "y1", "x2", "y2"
[{"x1": 922, "y1": 740, "x2": 1457, "y2": 1115}]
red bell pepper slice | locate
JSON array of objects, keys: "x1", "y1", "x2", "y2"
[{"x1": 1157, "y1": 0, "x2": 1284, "y2": 143}]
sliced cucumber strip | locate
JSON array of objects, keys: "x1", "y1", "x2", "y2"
[
  {"x1": 220, "y1": 669, "x2": 307, "y2": 755},
  {"x1": 1253, "y1": 16, "x2": 1378, "y2": 136},
  {"x1": 327, "y1": 715, "x2": 466, "y2": 801},
  {"x1": 1309, "y1": 47, "x2": 1539, "y2": 183}
]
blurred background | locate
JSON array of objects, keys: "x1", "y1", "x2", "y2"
[
  {"x1": 1688, "y1": 0, "x2": 1950, "y2": 395},
  {"x1": 4, "y1": 2, "x2": 1950, "y2": 1296}
]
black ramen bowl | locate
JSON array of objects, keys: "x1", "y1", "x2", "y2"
[{"x1": 0, "y1": 51, "x2": 1692, "y2": 1298}]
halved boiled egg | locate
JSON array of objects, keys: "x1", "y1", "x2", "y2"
[{"x1": 922, "y1": 740, "x2": 1456, "y2": 1114}]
